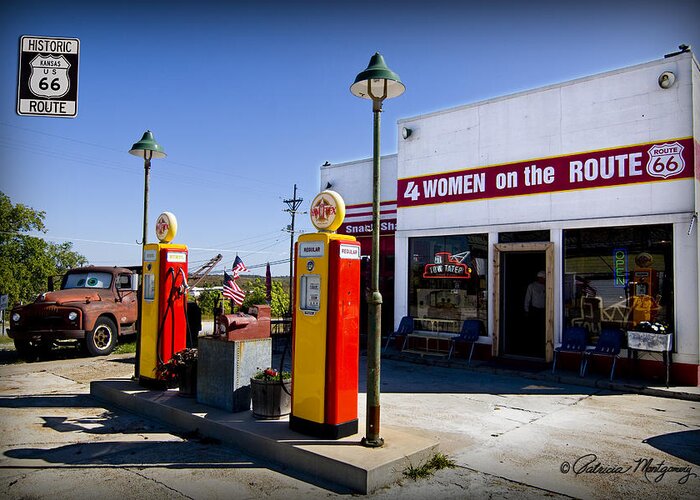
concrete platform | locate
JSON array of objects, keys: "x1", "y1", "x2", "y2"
[{"x1": 90, "y1": 378, "x2": 439, "y2": 494}]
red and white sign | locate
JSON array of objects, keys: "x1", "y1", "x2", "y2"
[
  {"x1": 339, "y1": 244, "x2": 360, "y2": 260},
  {"x1": 155, "y1": 212, "x2": 177, "y2": 243},
  {"x1": 423, "y1": 252, "x2": 472, "y2": 279},
  {"x1": 398, "y1": 138, "x2": 694, "y2": 208},
  {"x1": 646, "y1": 142, "x2": 685, "y2": 179},
  {"x1": 339, "y1": 201, "x2": 397, "y2": 236}
]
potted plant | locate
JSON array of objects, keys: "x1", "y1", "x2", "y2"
[
  {"x1": 156, "y1": 348, "x2": 198, "y2": 397},
  {"x1": 627, "y1": 321, "x2": 672, "y2": 352},
  {"x1": 250, "y1": 367, "x2": 291, "y2": 419}
]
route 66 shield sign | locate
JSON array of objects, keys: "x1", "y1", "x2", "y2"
[
  {"x1": 29, "y1": 54, "x2": 70, "y2": 98},
  {"x1": 646, "y1": 142, "x2": 686, "y2": 179}
]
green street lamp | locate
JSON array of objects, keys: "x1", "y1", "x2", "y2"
[
  {"x1": 129, "y1": 130, "x2": 166, "y2": 379},
  {"x1": 350, "y1": 52, "x2": 404, "y2": 448}
]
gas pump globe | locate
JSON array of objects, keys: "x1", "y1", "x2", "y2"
[
  {"x1": 138, "y1": 212, "x2": 189, "y2": 386},
  {"x1": 290, "y1": 190, "x2": 362, "y2": 439}
]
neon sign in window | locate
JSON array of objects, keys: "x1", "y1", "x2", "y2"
[{"x1": 613, "y1": 248, "x2": 628, "y2": 288}]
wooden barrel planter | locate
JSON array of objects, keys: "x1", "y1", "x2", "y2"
[
  {"x1": 177, "y1": 363, "x2": 198, "y2": 398},
  {"x1": 250, "y1": 378, "x2": 291, "y2": 419}
]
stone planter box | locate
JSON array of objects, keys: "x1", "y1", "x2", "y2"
[{"x1": 626, "y1": 331, "x2": 672, "y2": 352}]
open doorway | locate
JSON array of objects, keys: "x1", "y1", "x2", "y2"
[{"x1": 493, "y1": 243, "x2": 553, "y2": 362}]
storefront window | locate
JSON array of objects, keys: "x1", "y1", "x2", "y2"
[
  {"x1": 408, "y1": 234, "x2": 488, "y2": 334},
  {"x1": 563, "y1": 224, "x2": 674, "y2": 343}
]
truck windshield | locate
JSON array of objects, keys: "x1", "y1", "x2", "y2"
[{"x1": 62, "y1": 272, "x2": 113, "y2": 290}]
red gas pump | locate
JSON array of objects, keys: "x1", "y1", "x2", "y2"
[{"x1": 139, "y1": 212, "x2": 189, "y2": 385}]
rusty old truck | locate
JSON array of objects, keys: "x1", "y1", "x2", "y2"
[{"x1": 8, "y1": 266, "x2": 139, "y2": 358}]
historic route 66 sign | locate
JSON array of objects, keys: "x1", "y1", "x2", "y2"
[{"x1": 17, "y1": 36, "x2": 80, "y2": 118}]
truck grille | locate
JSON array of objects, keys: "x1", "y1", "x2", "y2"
[{"x1": 23, "y1": 305, "x2": 77, "y2": 331}]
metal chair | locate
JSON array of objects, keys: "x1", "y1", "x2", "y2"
[
  {"x1": 581, "y1": 327, "x2": 622, "y2": 381},
  {"x1": 449, "y1": 319, "x2": 484, "y2": 363},
  {"x1": 384, "y1": 316, "x2": 414, "y2": 351},
  {"x1": 552, "y1": 326, "x2": 588, "y2": 376}
]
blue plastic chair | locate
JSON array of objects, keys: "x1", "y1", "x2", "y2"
[
  {"x1": 384, "y1": 316, "x2": 414, "y2": 351},
  {"x1": 449, "y1": 319, "x2": 484, "y2": 363},
  {"x1": 552, "y1": 326, "x2": 588, "y2": 376},
  {"x1": 581, "y1": 328, "x2": 622, "y2": 381}
]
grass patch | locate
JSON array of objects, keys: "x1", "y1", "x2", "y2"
[
  {"x1": 403, "y1": 452, "x2": 456, "y2": 481},
  {"x1": 115, "y1": 339, "x2": 137, "y2": 354},
  {"x1": 0, "y1": 335, "x2": 14, "y2": 345}
]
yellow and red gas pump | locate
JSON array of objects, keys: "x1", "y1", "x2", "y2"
[
  {"x1": 629, "y1": 252, "x2": 659, "y2": 325},
  {"x1": 139, "y1": 212, "x2": 189, "y2": 386},
  {"x1": 290, "y1": 191, "x2": 361, "y2": 439}
]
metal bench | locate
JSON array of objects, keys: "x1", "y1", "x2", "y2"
[{"x1": 401, "y1": 330, "x2": 457, "y2": 358}]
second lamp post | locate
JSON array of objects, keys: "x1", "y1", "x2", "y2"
[{"x1": 350, "y1": 52, "x2": 405, "y2": 447}]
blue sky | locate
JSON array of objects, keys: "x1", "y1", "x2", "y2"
[{"x1": 1, "y1": 0, "x2": 699, "y2": 276}]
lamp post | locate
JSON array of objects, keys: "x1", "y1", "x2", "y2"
[
  {"x1": 129, "y1": 130, "x2": 166, "y2": 379},
  {"x1": 350, "y1": 53, "x2": 404, "y2": 447}
]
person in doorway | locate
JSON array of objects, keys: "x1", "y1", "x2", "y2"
[{"x1": 524, "y1": 270, "x2": 546, "y2": 356}]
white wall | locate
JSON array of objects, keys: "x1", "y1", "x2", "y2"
[
  {"x1": 320, "y1": 154, "x2": 397, "y2": 207},
  {"x1": 692, "y1": 54, "x2": 700, "y2": 365}
]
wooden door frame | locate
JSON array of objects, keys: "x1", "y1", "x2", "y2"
[{"x1": 492, "y1": 242, "x2": 554, "y2": 362}]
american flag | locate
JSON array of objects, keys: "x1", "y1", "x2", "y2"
[
  {"x1": 232, "y1": 256, "x2": 248, "y2": 276},
  {"x1": 223, "y1": 271, "x2": 245, "y2": 305}
]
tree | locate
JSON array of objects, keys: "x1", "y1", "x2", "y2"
[
  {"x1": 242, "y1": 278, "x2": 289, "y2": 318},
  {"x1": 193, "y1": 287, "x2": 233, "y2": 317},
  {"x1": 0, "y1": 192, "x2": 87, "y2": 308}
]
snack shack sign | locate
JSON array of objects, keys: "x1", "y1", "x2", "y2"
[
  {"x1": 398, "y1": 138, "x2": 693, "y2": 208},
  {"x1": 17, "y1": 36, "x2": 80, "y2": 118}
]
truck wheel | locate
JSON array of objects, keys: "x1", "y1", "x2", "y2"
[
  {"x1": 85, "y1": 317, "x2": 117, "y2": 356},
  {"x1": 13, "y1": 339, "x2": 38, "y2": 361}
]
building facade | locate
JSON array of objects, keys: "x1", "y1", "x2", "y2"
[{"x1": 322, "y1": 50, "x2": 700, "y2": 385}]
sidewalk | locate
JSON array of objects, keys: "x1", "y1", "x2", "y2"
[{"x1": 381, "y1": 347, "x2": 700, "y2": 402}]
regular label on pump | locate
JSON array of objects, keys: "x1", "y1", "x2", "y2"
[
  {"x1": 167, "y1": 251, "x2": 186, "y2": 263},
  {"x1": 299, "y1": 241, "x2": 325, "y2": 258},
  {"x1": 339, "y1": 244, "x2": 360, "y2": 259}
]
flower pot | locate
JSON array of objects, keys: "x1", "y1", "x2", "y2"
[
  {"x1": 177, "y1": 363, "x2": 198, "y2": 398},
  {"x1": 250, "y1": 378, "x2": 291, "y2": 419}
]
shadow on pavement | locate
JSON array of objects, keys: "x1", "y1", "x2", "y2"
[{"x1": 644, "y1": 429, "x2": 700, "y2": 466}]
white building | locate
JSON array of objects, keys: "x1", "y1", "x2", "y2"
[{"x1": 322, "y1": 49, "x2": 699, "y2": 386}]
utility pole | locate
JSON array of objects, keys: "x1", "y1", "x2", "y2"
[{"x1": 283, "y1": 184, "x2": 304, "y2": 316}]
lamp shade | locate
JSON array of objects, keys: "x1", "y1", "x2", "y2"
[
  {"x1": 129, "y1": 130, "x2": 166, "y2": 159},
  {"x1": 350, "y1": 52, "x2": 405, "y2": 100}
]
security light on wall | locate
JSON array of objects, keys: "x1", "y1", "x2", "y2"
[
  {"x1": 401, "y1": 127, "x2": 412, "y2": 139},
  {"x1": 658, "y1": 71, "x2": 676, "y2": 89}
]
